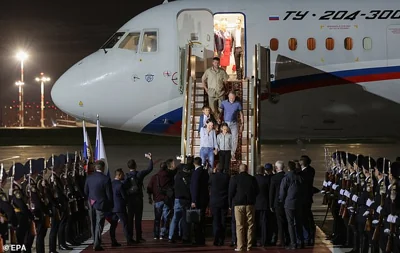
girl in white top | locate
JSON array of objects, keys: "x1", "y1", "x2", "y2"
[{"x1": 216, "y1": 123, "x2": 232, "y2": 173}]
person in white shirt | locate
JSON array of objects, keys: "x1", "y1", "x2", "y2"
[
  {"x1": 199, "y1": 120, "x2": 218, "y2": 173},
  {"x1": 217, "y1": 123, "x2": 232, "y2": 173}
]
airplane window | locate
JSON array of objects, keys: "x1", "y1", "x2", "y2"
[
  {"x1": 101, "y1": 32, "x2": 125, "y2": 49},
  {"x1": 270, "y1": 38, "x2": 278, "y2": 51},
  {"x1": 344, "y1": 37, "x2": 353, "y2": 50},
  {"x1": 307, "y1": 38, "x2": 316, "y2": 50},
  {"x1": 288, "y1": 38, "x2": 297, "y2": 51},
  {"x1": 141, "y1": 31, "x2": 158, "y2": 52},
  {"x1": 326, "y1": 38, "x2": 334, "y2": 50},
  {"x1": 363, "y1": 37, "x2": 372, "y2": 50},
  {"x1": 119, "y1": 32, "x2": 140, "y2": 52}
]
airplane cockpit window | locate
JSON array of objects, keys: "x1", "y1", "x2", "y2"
[
  {"x1": 101, "y1": 32, "x2": 125, "y2": 49},
  {"x1": 141, "y1": 31, "x2": 158, "y2": 52},
  {"x1": 119, "y1": 32, "x2": 140, "y2": 52}
]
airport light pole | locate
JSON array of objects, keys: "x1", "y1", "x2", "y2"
[
  {"x1": 16, "y1": 51, "x2": 28, "y2": 127},
  {"x1": 35, "y1": 73, "x2": 50, "y2": 128}
]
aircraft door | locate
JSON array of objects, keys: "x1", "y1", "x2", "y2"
[
  {"x1": 387, "y1": 25, "x2": 400, "y2": 66},
  {"x1": 177, "y1": 10, "x2": 214, "y2": 75}
]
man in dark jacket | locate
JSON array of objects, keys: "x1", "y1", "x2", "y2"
[
  {"x1": 255, "y1": 165, "x2": 270, "y2": 247},
  {"x1": 124, "y1": 153, "x2": 153, "y2": 242},
  {"x1": 269, "y1": 161, "x2": 289, "y2": 247},
  {"x1": 190, "y1": 157, "x2": 209, "y2": 245},
  {"x1": 147, "y1": 159, "x2": 176, "y2": 239},
  {"x1": 168, "y1": 159, "x2": 192, "y2": 243},
  {"x1": 279, "y1": 161, "x2": 305, "y2": 250},
  {"x1": 109, "y1": 169, "x2": 134, "y2": 246},
  {"x1": 209, "y1": 166, "x2": 230, "y2": 246},
  {"x1": 84, "y1": 160, "x2": 113, "y2": 251},
  {"x1": 299, "y1": 155, "x2": 316, "y2": 245},
  {"x1": 229, "y1": 164, "x2": 259, "y2": 251}
]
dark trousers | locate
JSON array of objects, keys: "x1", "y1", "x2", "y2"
[
  {"x1": 332, "y1": 202, "x2": 346, "y2": 243},
  {"x1": 357, "y1": 216, "x2": 369, "y2": 253},
  {"x1": 234, "y1": 47, "x2": 243, "y2": 79},
  {"x1": 110, "y1": 212, "x2": 131, "y2": 242},
  {"x1": 211, "y1": 207, "x2": 227, "y2": 244},
  {"x1": 231, "y1": 206, "x2": 237, "y2": 244},
  {"x1": 28, "y1": 217, "x2": 46, "y2": 253},
  {"x1": 218, "y1": 151, "x2": 231, "y2": 173},
  {"x1": 255, "y1": 210, "x2": 268, "y2": 246},
  {"x1": 285, "y1": 208, "x2": 304, "y2": 246},
  {"x1": 275, "y1": 206, "x2": 289, "y2": 245},
  {"x1": 16, "y1": 213, "x2": 29, "y2": 253},
  {"x1": 349, "y1": 220, "x2": 360, "y2": 252},
  {"x1": 344, "y1": 215, "x2": 353, "y2": 247},
  {"x1": 302, "y1": 203, "x2": 316, "y2": 243},
  {"x1": 25, "y1": 218, "x2": 38, "y2": 253},
  {"x1": 49, "y1": 215, "x2": 60, "y2": 252},
  {"x1": 127, "y1": 197, "x2": 143, "y2": 240},
  {"x1": 58, "y1": 212, "x2": 69, "y2": 246},
  {"x1": 193, "y1": 208, "x2": 206, "y2": 244},
  {"x1": 66, "y1": 212, "x2": 77, "y2": 242},
  {"x1": 267, "y1": 209, "x2": 277, "y2": 244}
]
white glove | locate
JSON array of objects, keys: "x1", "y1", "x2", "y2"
[
  {"x1": 327, "y1": 181, "x2": 332, "y2": 186},
  {"x1": 372, "y1": 220, "x2": 379, "y2": 225},
  {"x1": 345, "y1": 190, "x2": 351, "y2": 198},
  {"x1": 384, "y1": 228, "x2": 390, "y2": 234},
  {"x1": 366, "y1": 199, "x2": 374, "y2": 207},
  {"x1": 363, "y1": 211, "x2": 370, "y2": 217},
  {"x1": 321, "y1": 190, "x2": 326, "y2": 194},
  {"x1": 338, "y1": 200, "x2": 342, "y2": 204},
  {"x1": 340, "y1": 189, "x2": 345, "y2": 195},
  {"x1": 348, "y1": 206, "x2": 354, "y2": 210},
  {"x1": 387, "y1": 214, "x2": 394, "y2": 223},
  {"x1": 376, "y1": 206, "x2": 383, "y2": 214},
  {"x1": 393, "y1": 216, "x2": 398, "y2": 224},
  {"x1": 323, "y1": 181, "x2": 328, "y2": 187},
  {"x1": 332, "y1": 184, "x2": 338, "y2": 190},
  {"x1": 352, "y1": 195, "x2": 358, "y2": 202}
]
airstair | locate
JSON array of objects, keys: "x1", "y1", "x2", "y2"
[{"x1": 179, "y1": 43, "x2": 268, "y2": 175}]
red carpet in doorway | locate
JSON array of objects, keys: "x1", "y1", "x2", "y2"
[{"x1": 80, "y1": 221, "x2": 332, "y2": 252}]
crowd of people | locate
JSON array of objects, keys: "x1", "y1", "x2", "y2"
[{"x1": 84, "y1": 153, "x2": 317, "y2": 251}]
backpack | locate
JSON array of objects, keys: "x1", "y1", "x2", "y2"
[{"x1": 127, "y1": 175, "x2": 140, "y2": 195}]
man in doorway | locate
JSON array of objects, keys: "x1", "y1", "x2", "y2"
[
  {"x1": 202, "y1": 57, "x2": 229, "y2": 119},
  {"x1": 219, "y1": 91, "x2": 244, "y2": 160},
  {"x1": 233, "y1": 17, "x2": 245, "y2": 80}
]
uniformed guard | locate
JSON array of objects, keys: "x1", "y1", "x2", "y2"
[
  {"x1": 0, "y1": 163, "x2": 17, "y2": 245},
  {"x1": 9, "y1": 162, "x2": 34, "y2": 252},
  {"x1": 386, "y1": 161, "x2": 400, "y2": 253},
  {"x1": 359, "y1": 156, "x2": 377, "y2": 253},
  {"x1": 54, "y1": 154, "x2": 72, "y2": 250},
  {"x1": 372, "y1": 157, "x2": 389, "y2": 253},
  {"x1": 76, "y1": 155, "x2": 91, "y2": 242}
]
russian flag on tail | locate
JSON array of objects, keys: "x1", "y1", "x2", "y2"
[{"x1": 95, "y1": 115, "x2": 110, "y2": 178}]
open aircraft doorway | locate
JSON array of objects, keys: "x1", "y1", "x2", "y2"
[{"x1": 213, "y1": 13, "x2": 245, "y2": 80}]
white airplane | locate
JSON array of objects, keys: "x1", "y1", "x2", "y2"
[{"x1": 51, "y1": 0, "x2": 400, "y2": 140}]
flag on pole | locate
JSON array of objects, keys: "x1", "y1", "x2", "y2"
[
  {"x1": 95, "y1": 115, "x2": 110, "y2": 178},
  {"x1": 82, "y1": 120, "x2": 94, "y2": 173}
]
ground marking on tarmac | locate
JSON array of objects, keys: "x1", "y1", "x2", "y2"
[
  {"x1": 0, "y1": 156, "x2": 20, "y2": 162},
  {"x1": 68, "y1": 222, "x2": 111, "y2": 253}
]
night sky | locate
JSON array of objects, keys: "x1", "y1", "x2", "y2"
[{"x1": 0, "y1": 0, "x2": 170, "y2": 106}]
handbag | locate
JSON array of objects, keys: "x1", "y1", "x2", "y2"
[{"x1": 186, "y1": 208, "x2": 201, "y2": 223}]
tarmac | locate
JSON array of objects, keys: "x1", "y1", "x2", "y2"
[{"x1": 0, "y1": 142, "x2": 399, "y2": 252}]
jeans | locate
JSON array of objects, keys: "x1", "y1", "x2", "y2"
[
  {"x1": 218, "y1": 150, "x2": 231, "y2": 173},
  {"x1": 200, "y1": 147, "x2": 215, "y2": 170},
  {"x1": 169, "y1": 199, "x2": 190, "y2": 240},
  {"x1": 153, "y1": 201, "x2": 171, "y2": 238},
  {"x1": 225, "y1": 122, "x2": 238, "y2": 156}
]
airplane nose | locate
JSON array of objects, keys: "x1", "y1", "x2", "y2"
[{"x1": 51, "y1": 62, "x2": 86, "y2": 117}]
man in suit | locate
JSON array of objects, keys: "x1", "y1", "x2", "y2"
[
  {"x1": 255, "y1": 165, "x2": 270, "y2": 247},
  {"x1": 109, "y1": 168, "x2": 134, "y2": 246},
  {"x1": 269, "y1": 161, "x2": 289, "y2": 247},
  {"x1": 279, "y1": 161, "x2": 306, "y2": 250},
  {"x1": 209, "y1": 166, "x2": 230, "y2": 246},
  {"x1": 84, "y1": 160, "x2": 113, "y2": 251},
  {"x1": 229, "y1": 163, "x2": 259, "y2": 251},
  {"x1": 299, "y1": 155, "x2": 316, "y2": 245},
  {"x1": 190, "y1": 157, "x2": 209, "y2": 245}
]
